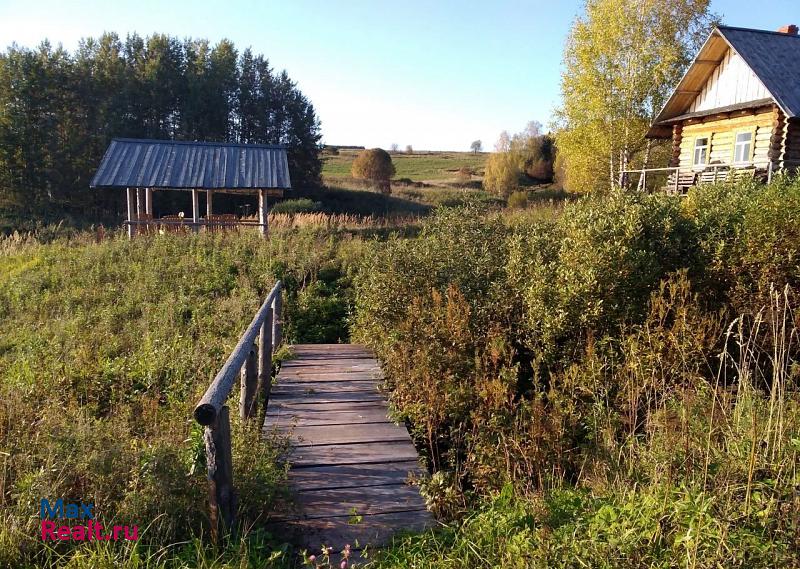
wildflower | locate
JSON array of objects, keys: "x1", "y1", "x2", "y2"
[
  {"x1": 341, "y1": 561, "x2": 348, "y2": 569},
  {"x1": 308, "y1": 555, "x2": 316, "y2": 563}
]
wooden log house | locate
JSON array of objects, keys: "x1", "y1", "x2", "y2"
[
  {"x1": 643, "y1": 24, "x2": 800, "y2": 193},
  {"x1": 90, "y1": 139, "x2": 291, "y2": 237}
]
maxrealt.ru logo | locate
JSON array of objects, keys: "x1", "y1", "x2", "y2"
[{"x1": 40, "y1": 499, "x2": 138, "y2": 541}]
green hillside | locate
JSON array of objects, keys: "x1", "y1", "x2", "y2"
[{"x1": 322, "y1": 149, "x2": 488, "y2": 183}]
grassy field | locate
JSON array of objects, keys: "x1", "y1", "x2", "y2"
[{"x1": 321, "y1": 148, "x2": 488, "y2": 183}]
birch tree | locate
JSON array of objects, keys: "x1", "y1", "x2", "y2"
[{"x1": 554, "y1": 0, "x2": 715, "y2": 192}]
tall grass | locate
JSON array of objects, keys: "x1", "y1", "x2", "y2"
[{"x1": 0, "y1": 228, "x2": 365, "y2": 568}]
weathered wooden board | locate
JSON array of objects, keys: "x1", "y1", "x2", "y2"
[
  {"x1": 280, "y1": 484, "x2": 428, "y2": 520},
  {"x1": 265, "y1": 405, "x2": 394, "y2": 427},
  {"x1": 269, "y1": 390, "x2": 386, "y2": 404},
  {"x1": 272, "y1": 379, "x2": 379, "y2": 391},
  {"x1": 276, "y1": 370, "x2": 383, "y2": 382},
  {"x1": 276, "y1": 422, "x2": 412, "y2": 446},
  {"x1": 270, "y1": 510, "x2": 434, "y2": 551},
  {"x1": 279, "y1": 363, "x2": 382, "y2": 374},
  {"x1": 266, "y1": 344, "x2": 431, "y2": 550},
  {"x1": 288, "y1": 461, "x2": 423, "y2": 491},
  {"x1": 289, "y1": 441, "x2": 421, "y2": 468},
  {"x1": 268, "y1": 399, "x2": 389, "y2": 412}
]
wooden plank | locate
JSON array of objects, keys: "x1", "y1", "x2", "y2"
[
  {"x1": 283, "y1": 350, "x2": 375, "y2": 358},
  {"x1": 279, "y1": 422, "x2": 412, "y2": 446},
  {"x1": 281, "y1": 361, "x2": 381, "y2": 372},
  {"x1": 269, "y1": 399, "x2": 389, "y2": 412},
  {"x1": 270, "y1": 391, "x2": 385, "y2": 404},
  {"x1": 269, "y1": 509, "x2": 433, "y2": 550},
  {"x1": 288, "y1": 461, "x2": 424, "y2": 491},
  {"x1": 265, "y1": 405, "x2": 395, "y2": 428},
  {"x1": 271, "y1": 380, "x2": 379, "y2": 395},
  {"x1": 277, "y1": 370, "x2": 382, "y2": 382},
  {"x1": 280, "y1": 484, "x2": 428, "y2": 520},
  {"x1": 289, "y1": 441, "x2": 420, "y2": 468}
]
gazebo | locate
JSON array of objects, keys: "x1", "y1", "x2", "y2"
[{"x1": 90, "y1": 138, "x2": 292, "y2": 238}]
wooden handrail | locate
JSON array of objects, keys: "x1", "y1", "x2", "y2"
[
  {"x1": 193, "y1": 280, "x2": 283, "y2": 542},
  {"x1": 195, "y1": 280, "x2": 282, "y2": 425}
]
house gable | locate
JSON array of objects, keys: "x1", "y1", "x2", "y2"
[
  {"x1": 650, "y1": 25, "x2": 800, "y2": 138},
  {"x1": 688, "y1": 48, "x2": 770, "y2": 113}
]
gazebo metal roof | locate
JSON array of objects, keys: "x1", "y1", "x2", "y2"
[{"x1": 90, "y1": 138, "x2": 292, "y2": 190}]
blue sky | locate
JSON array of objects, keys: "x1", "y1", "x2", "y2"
[{"x1": 0, "y1": 0, "x2": 797, "y2": 150}]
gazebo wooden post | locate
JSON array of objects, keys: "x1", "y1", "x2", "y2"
[
  {"x1": 258, "y1": 189, "x2": 268, "y2": 238},
  {"x1": 145, "y1": 188, "x2": 153, "y2": 217},
  {"x1": 207, "y1": 190, "x2": 214, "y2": 217},
  {"x1": 136, "y1": 188, "x2": 145, "y2": 218},
  {"x1": 192, "y1": 189, "x2": 201, "y2": 234},
  {"x1": 126, "y1": 187, "x2": 137, "y2": 239}
]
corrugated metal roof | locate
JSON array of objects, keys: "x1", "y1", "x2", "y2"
[
  {"x1": 721, "y1": 26, "x2": 800, "y2": 119},
  {"x1": 649, "y1": 26, "x2": 800, "y2": 136},
  {"x1": 90, "y1": 139, "x2": 292, "y2": 190}
]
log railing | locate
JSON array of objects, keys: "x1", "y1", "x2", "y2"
[{"x1": 193, "y1": 280, "x2": 283, "y2": 541}]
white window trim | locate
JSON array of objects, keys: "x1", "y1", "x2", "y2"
[
  {"x1": 693, "y1": 136, "x2": 710, "y2": 169},
  {"x1": 733, "y1": 130, "x2": 754, "y2": 165}
]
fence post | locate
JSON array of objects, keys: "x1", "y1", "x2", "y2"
[
  {"x1": 204, "y1": 405, "x2": 235, "y2": 543},
  {"x1": 272, "y1": 288, "x2": 283, "y2": 349},
  {"x1": 259, "y1": 311, "x2": 273, "y2": 416},
  {"x1": 239, "y1": 345, "x2": 258, "y2": 420}
]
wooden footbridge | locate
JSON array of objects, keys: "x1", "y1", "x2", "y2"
[{"x1": 193, "y1": 282, "x2": 431, "y2": 552}]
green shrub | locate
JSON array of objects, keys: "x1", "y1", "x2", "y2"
[
  {"x1": 270, "y1": 198, "x2": 322, "y2": 214},
  {"x1": 353, "y1": 179, "x2": 800, "y2": 552}
]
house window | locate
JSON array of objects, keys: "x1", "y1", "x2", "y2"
[
  {"x1": 693, "y1": 137, "x2": 709, "y2": 167},
  {"x1": 734, "y1": 131, "x2": 753, "y2": 163}
]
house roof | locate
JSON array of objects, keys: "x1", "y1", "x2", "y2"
[
  {"x1": 658, "y1": 97, "x2": 774, "y2": 124},
  {"x1": 90, "y1": 138, "x2": 292, "y2": 190},
  {"x1": 648, "y1": 26, "x2": 800, "y2": 137}
]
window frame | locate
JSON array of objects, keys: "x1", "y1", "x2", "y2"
[
  {"x1": 732, "y1": 129, "x2": 755, "y2": 165},
  {"x1": 692, "y1": 136, "x2": 710, "y2": 169}
]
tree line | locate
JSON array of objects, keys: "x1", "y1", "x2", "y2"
[{"x1": 0, "y1": 33, "x2": 322, "y2": 219}]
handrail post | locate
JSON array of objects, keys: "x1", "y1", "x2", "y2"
[
  {"x1": 272, "y1": 287, "x2": 283, "y2": 350},
  {"x1": 193, "y1": 280, "x2": 282, "y2": 539},
  {"x1": 259, "y1": 311, "x2": 273, "y2": 415},
  {"x1": 204, "y1": 405, "x2": 235, "y2": 543},
  {"x1": 240, "y1": 345, "x2": 258, "y2": 420},
  {"x1": 674, "y1": 167, "x2": 679, "y2": 194}
]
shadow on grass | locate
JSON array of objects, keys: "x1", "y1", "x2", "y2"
[{"x1": 303, "y1": 185, "x2": 432, "y2": 217}]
